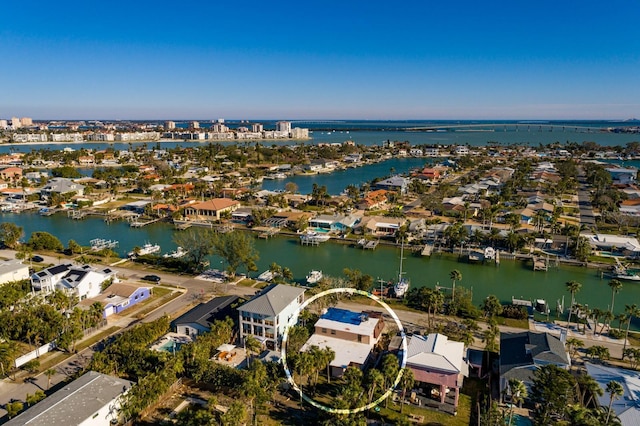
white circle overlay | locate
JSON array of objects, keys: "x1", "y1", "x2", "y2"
[{"x1": 280, "y1": 287, "x2": 408, "y2": 414}]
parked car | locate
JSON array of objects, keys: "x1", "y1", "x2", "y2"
[
  {"x1": 31, "y1": 255, "x2": 44, "y2": 263},
  {"x1": 142, "y1": 274, "x2": 161, "y2": 283}
]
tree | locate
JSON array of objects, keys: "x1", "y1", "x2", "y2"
[
  {"x1": 27, "y1": 231, "x2": 64, "y2": 251},
  {"x1": 365, "y1": 368, "x2": 384, "y2": 404},
  {"x1": 507, "y1": 378, "x2": 527, "y2": 426},
  {"x1": 0, "y1": 222, "x2": 23, "y2": 249},
  {"x1": 565, "y1": 337, "x2": 584, "y2": 359},
  {"x1": 220, "y1": 401, "x2": 247, "y2": 426},
  {"x1": 531, "y1": 364, "x2": 577, "y2": 424},
  {"x1": 343, "y1": 268, "x2": 373, "y2": 292},
  {"x1": 244, "y1": 335, "x2": 262, "y2": 367},
  {"x1": 67, "y1": 239, "x2": 82, "y2": 255},
  {"x1": 45, "y1": 368, "x2": 56, "y2": 390},
  {"x1": 623, "y1": 304, "x2": 640, "y2": 357},
  {"x1": 398, "y1": 368, "x2": 415, "y2": 414},
  {"x1": 482, "y1": 295, "x2": 503, "y2": 319},
  {"x1": 576, "y1": 374, "x2": 603, "y2": 407},
  {"x1": 173, "y1": 228, "x2": 215, "y2": 271},
  {"x1": 381, "y1": 354, "x2": 399, "y2": 408},
  {"x1": 607, "y1": 279, "x2": 623, "y2": 318},
  {"x1": 566, "y1": 280, "x2": 582, "y2": 329},
  {"x1": 285, "y1": 182, "x2": 298, "y2": 193},
  {"x1": 449, "y1": 269, "x2": 462, "y2": 302},
  {"x1": 212, "y1": 231, "x2": 259, "y2": 277},
  {"x1": 5, "y1": 401, "x2": 23, "y2": 419},
  {"x1": 605, "y1": 380, "x2": 624, "y2": 424}
]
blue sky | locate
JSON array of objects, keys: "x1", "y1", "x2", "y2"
[{"x1": 1, "y1": 0, "x2": 639, "y2": 120}]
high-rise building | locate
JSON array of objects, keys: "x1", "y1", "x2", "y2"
[
  {"x1": 20, "y1": 117, "x2": 33, "y2": 126},
  {"x1": 276, "y1": 121, "x2": 292, "y2": 132},
  {"x1": 10, "y1": 117, "x2": 21, "y2": 129},
  {"x1": 190, "y1": 121, "x2": 200, "y2": 129},
  {"x1": 165, "y1": 120, "x2": 176, "y2": 130},
  {"x1": 251, "y1": 123, "x2": 264, "y2": 132},
  {"x1": 0, "y1": 120, "x2": 8, "y2": 129}
]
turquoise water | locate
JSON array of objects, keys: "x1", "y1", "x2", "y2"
[
  {"x1": 158, "y1": 339, "x2": 183, "y2": 352},
  {"x1": 5, "y1": 211, "x2": 640, "y2": 328},
  {"x1": 512, "y1": 414, "x2": 533, "y2": 426}
]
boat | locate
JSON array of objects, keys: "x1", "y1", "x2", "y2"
[
  {"x1": 257, "y1": 270, "x2": 276, "y2": 282},
  {"x1": 263, "y1": 173, "x2": 287, "y2": 180},
  {"x1": 484, "y1": 247, "x2": 496, "y2": 260},
  {"x1": 468, "y1": 250, "x2": 484, "y2": 263},
  {"x1": 612, "y1": 259, "x2": 640, "y2": 281},
  {"x1": 128, "y1": 242, "x2": 161, "y2": 258},
  {"x1": 299, "y1": 230, "x2": 331, "y2": 244},
  {"x1": 306, "y1": 270, "x2": 323, "y2": 285},
  {"x1": 535, "y1": 299, "x2": 549, "y2": 314},
  {"x1": 392, "y1": 241, "x2": 410, "y2": 298},
  {"x1": 163, "y1": 246, "x2": 188, "y2": 259}
]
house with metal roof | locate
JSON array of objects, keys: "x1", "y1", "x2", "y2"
[
  {"x1": 373, "y1": 175, "x2": 409, "y2": 194},
  {"x1": 238, "y1": 284, "x2": 305, "y2": 351},
  {"x1": 499, "y1": 331, "x2": 570, "y2": 400},
  {"x1": 40, "y1": 177, "x2": 85, "y2": 199},
  {"x1": 405, "y1": 333, "x2": 469, "y2": 409},
  {"x1": 172, "y1": 295, "x2": 240, "y2": 337},
  {"x1": 585, "y1": 363, "x2": 640, "y2": 426},
  {"x1": 5, "y1": 371, "x2": 132, "y2": 426}
]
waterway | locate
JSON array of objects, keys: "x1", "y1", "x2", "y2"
[{"x1": 4, "y1": 211, "x2": 639, "y2": 325}]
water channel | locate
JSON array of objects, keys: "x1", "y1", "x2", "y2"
[{"x1": 4, "y1": 211, "x2": 639, "y2": 324}]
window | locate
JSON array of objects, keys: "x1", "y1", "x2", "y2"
[
  {"x1": 357, "y1": 335, "x2": 362, "y2": 342},
  {"x1": 330, "y1": 329, "x2": 336, "y2": 335},
  {"x1": 321, "y1": 328, "x2": 327, "y2": 334}
]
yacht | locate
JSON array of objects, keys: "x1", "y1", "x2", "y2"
[
  {"x1": 306, "y1": 270, "x2": 323, "y2": 285},
  {"x1": 163, "y1": 246, "x2": 188, "y2": 259},
  {"x1": 392, "y1": 241, "x2": 410, "y2": 298},
  {"x1": 299, "y1": 230, "x2": 331, "y2": 244},
  {"x1": 128, "y1": 242, "x2": 161, "y2": 258}
]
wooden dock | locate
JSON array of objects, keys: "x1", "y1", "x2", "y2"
[
  {"x1": 67, "y1": 210, "x2": 87, "y2": 220},
  {"x1": 357, "y1": 239, "x2": 379, "y2": 250},
  {"x1": 130, "y1": 217, "x2": 162, "y2": 227},
  {"x1": 533, "y1": 257, "x2": 548, "y2": 271},
  {"x1": 254, "y1": 227, "x2": 279, "y2": 239},
  {"x1": 421, "y1": 244, "x2": 433, "y2": 256},
  {"x1": 174, "y1": 222, "x2": 192, "y2": 230}
]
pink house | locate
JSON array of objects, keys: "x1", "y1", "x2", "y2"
[{"x1": 405, "y1": 333, "x2": 469, "y2": 410}]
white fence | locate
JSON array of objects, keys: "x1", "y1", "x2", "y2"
[{"x1": 14, "y1": 341, "x2": 56, "y2": 368}]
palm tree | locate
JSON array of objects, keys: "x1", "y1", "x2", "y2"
[
  {"x1": 366, "y1": 368, "x2": 385, "y2": 404},
  {"x1": 507, "y1": 378, "x2": 528, "y2": 426},
  {"x1": 605, "y1": 380, "x2": 624, "y2": 424},
  {"x1": 623, "y1": 304, "x2": 640, "y2": 357},
  {"x1": 399, "y1": 368, "x2": 415, "y2": 413},
  {"x1": 450, "y1": 269, "x2": 462, "y2": 303},
  {"x1": 244, "y1": 335, "x2": 262, "y2": 367},
  {"x1": 44, "y1": 368, "x2": 56, "y2": 390},
  {"x1": 577, "y1": 374, "x2": 603, "y2": 407},
  {"x1": 565, "y1": 280, "x2": 582, "y2": 329},
  {"x1": 607, "y1": 279, "x2": 623, "y2": 318},
  {"x1": 565, "y1": 337, "x2": 584, "y2": 360}
]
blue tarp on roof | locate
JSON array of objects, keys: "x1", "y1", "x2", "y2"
[{"x1": 321, "y1": 307, "x2": 367, "y2": 325}]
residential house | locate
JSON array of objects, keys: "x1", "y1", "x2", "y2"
[
  {"x1": 303, "y1": 159, "x2": 325, "y2": 173},
  {"x1": 409, "y1": 148, "x2": 423, "y2": 157},
  {"x1": 585, "y1": 363, "x2": 640, "y2": 426},
  {"x1": 183, "y1": 198, "x2": 240, "y2": 222},
  {"x1": 360, "y1": 216, "x2": 406, "y2": 237},
  {"x1": 238, "y1": 284, "x2": 305, "y2": 350},
  {"x1": 343, "y1": 153, "x2": 363, "y2": 163},
  {"x1": 301, "y1": 308, "x2": 384, "y2": 377},
  {"x1": 31, "y1": 264, "x2": 117, "y2": 299},
  {"x1": 405, "y1": 333, "x2": 469, "y2": 409},
  {"x1": 172, "y1": 295, "x2": 240, "y2": 337},
  {"x1": 606, "y1": 167, "x2": 638, "y2": 185},
  {"x1": 357, "y1": 189, "x2": 388, "y2": 210},
  {"x1": 0, "y1": 167, "x2": 22, "y2": 181},
  {"x1": 31, "y1": 263, "x2": 73, "y2": 293},
  {"x1": 40, "y1": 177, "x2": 85, "y2": 199},
  {"x1": 499, "y1": 331, "x2": 570, "y2": 400},
  {"x1": 584, "y1": 233, "x2": 640, "y2": 256},
  {"x1": 454, "y1": 146, "x2": 469, "y2": 156},
  {"x1": 374, "y1": 176, "x2": 409, "y2": 194},
  {"x1": 414, "y1": 167, "x2": 441, "y2": 182},
  {"x1": 0, "y1": 259, "x2": 30, "y2": 285},
  {"x1": 80, "y1": 283, "x2": 152, "y2": 318},
  {"x1": 5, "y1": 371, "x2": 132, "y2": 426},
  {"x1": 513, "y1": 207, "x2": 535, "y2": 225}
]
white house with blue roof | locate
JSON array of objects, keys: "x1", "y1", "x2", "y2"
[{"x1": 585, "y1": 363, "x2": 640, "y2": 426}]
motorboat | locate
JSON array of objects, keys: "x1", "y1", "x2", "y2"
[
  {"x1": 163, "y1": 246, "x2": 188, "y2": 259},
  {"x1": 299, "y1": 230, "x2": 331, "y2": 244},
  {"x1": 128, "y1": 242, "x2": 161, "y2": 258},
  {"x1": 257, "y1": 270, "x2": 276, "y2": 282},
  {"x1": 306, "y1": 270, "x2": 323, "y2": 285}
]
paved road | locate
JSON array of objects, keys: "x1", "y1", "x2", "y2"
[{"x1": 576, "y1": 171, "x2": 597, "y2": 228}]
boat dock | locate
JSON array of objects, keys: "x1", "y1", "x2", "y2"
[
  {"x1": 357, "y1": 239, "x2": 379, "y2": 250},
  {"x1": 174, "y1": 222, "x2": 192, "y2": 230},
  {"x1": 533, "y1": 257, "x2": 548, "y2": 271},
  {"x1": 67, "y1": 210, "x2": 87, "y2": 220},
  {"x1": 421, "y1": 244, "x2": 433, "y2": 256},
  {"x1": 130, "y1": 217, "x2": 162, "y2": 227},
  {"x1": 254, "y1": 227, "x2": 279, "y2": 239},
  {"x1": 511, "y1": 297, "x2": 532, "y2": 307},
  {"x1": 90, "y1": 238, "x2": 119, "y2": 251}
]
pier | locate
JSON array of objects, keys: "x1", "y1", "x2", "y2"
[
  {"x1": 90, "y1": 238, "x2": 119, "y2": 251},
  {"x1": 254, "y1": 227, "x2": 279, "y2": 239},
  {"x1": 130, "y1": 217, "x2": 162, "y2": 227},
  {"x1": 421, "y1": 244, "x2": 433, "y2": 257},
  {"x1": 357, "y1": 239, "x2": 379, "y2": 250},
  {"x1": 533, "y1": 257, "x2": 548, "y2": 271},
  {"x1": 67, "y1": 210, "x2": 87, "y2": 220}
]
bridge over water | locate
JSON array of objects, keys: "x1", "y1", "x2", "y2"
[{"x1": 405, "y1": 123, "x2": 613, "y2": 133}]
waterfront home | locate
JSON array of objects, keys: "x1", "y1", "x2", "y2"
[
  {"x1": 283, "y1": 193, "x2": 311, "y2": 208},
  {"x1": 606, "y1": 167, "x2": 638, "y2": 185},
  {"x1": 0, "y1": 166, "x2": 22, "y2": 181},
  {"x1": 585, "y1": 363, "x2": 640, "y2": 426},
  {"x1": 584, "y1": 233, "x2": 640, "y2": 256},
  {"x1": 31, "y1": 263, "x2": 73, "y2": 293},
  {"x1": 409, "y1": 148, "x2": 423, "y2": 157},
  {"x1": 414, "y1": 167, "x2": 441, "y2": 182},
  {"x1": 499, "y1": 331, "x2": 570, "y2": 401},
  {"x1": 343, "y1": 153, "x2": 363, "y2": 163},
  {"x1": 405, "y1": 333, "x2": 469, "y2": 410},
  {"x1": 40, "y1": 177, "x2": 85, "y2": 199},
  {"x1": 513, "y1": 207, "x2": 535, "y2": 225},
  {"x1": 172, "y1": 295, "x2": 240, "y2": 338},
  {"x1": 373, "y1": 175, "x2": 409, "y2": 194},
  {"x1": 359, "y1": 216, "x2": 406, "y2": 238},
  {"x1": 408, "y1": 218, "x2": 427, "y2": 240},
  {"x1": 0, "y1": 259, "x2": 30, "y2": 285},
  {"x1": 303, "y1": 159, "x2": 325, "y2": 173},
  {"x1": 424, "y1": 147, "x2": 440, "y2": 157},
  {"x1": 231, "y1": 207, "x2": 253, "y2": 224},
  {"x1": 238, "y1": 284, "x2": 305, "y2": 351},
  {"x1": 301, "y1": 308, "x2": 384, "y2": 377},
  {"x1": 183, "y1": 198, "x2": 240, "y2": 222},
  {"x1": 5, "y1": 371, "x2": 132, "y2": 426},
  {"x1": 454, "y1": 146, "x2": 469, "y2": 156},
  {"x1": 80, "y1": 283, "x2": 151, "y2": 318}
]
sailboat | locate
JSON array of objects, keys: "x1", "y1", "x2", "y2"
[{"x1": 393, "y1": 240, "x2": 410, "y2": 298}]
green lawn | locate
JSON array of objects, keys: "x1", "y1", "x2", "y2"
[{"x1": 495, "y1": 317, "x2": 529, "y2": 329}]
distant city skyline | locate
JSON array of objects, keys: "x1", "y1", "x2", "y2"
[{"x1": 1, "y1": 0, "x2": 639, "y2": 120}]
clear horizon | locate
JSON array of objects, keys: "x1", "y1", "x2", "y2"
[{"x1": 2, "y1": 0, "x2": 639, "y2": 120}]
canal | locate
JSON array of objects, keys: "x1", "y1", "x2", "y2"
[{"x1": 4, "y1": 211, "x2": 638, "y2": 323}]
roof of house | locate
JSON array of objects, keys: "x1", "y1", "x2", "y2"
[
  {"x1": 172, "y1": 295, "x2": 240, "y2": 328},
  {"x1": 5, "y1": 371, "x2": 132, "y2": 426},
  {"x1": 406, "y1": 333, "x2": 467, "y2": 376},
  {"x1": 585, "y1": 363, "x2": 640, "y2": 426},
  {"x1": 302, "y1": 334, "x2": 372, "y2": 369},
  {"x1": 314, "y1": 308, "x2": 381, "y2": 337},
  {"x1": 33, "y1": 263, "x2": 72, "y2": 279},
  {"x1": 499, "y1": 331, "x2": 569, "y2": 379},
  {"x1": 189, "y1": 198, "x2": 239, "y2": 211},
  {"x1": 0, "y1": 259, "x2": 28, "y2": 275},
  {"x1": 238, "y1": 284, "x2": 304, "y2": 317}
]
